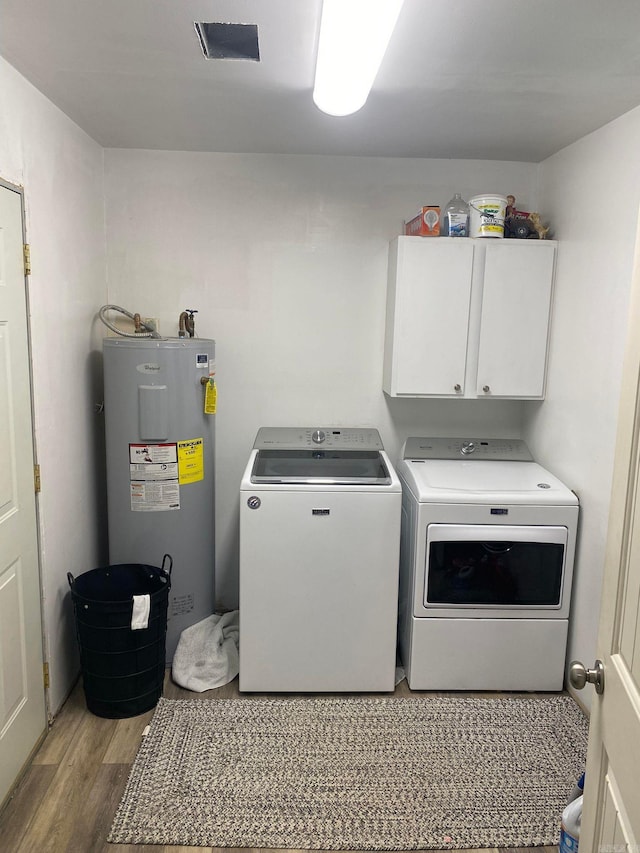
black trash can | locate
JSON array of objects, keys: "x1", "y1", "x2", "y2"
[{"x1": 68, "y1": 555, "x2": 172, "y2": 718}]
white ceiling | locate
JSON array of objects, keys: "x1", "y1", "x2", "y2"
[{"x1": 2, "y1": 0, "x2": 640, "y2": 162}]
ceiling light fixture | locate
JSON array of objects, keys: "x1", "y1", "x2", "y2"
[{"x1": 313, "y1": 0, "x2": 405, "y2": 117}]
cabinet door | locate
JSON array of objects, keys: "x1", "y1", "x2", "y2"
[
  {"x1": 476, "y1": 242, "x2": 555, "y2": 398},
  {"x1": 386, "y1": 238, "x2": 474, "y2": 396}
]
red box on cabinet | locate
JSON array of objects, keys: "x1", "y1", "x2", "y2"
[{"x1": 404, "y1": 206, "x2": 441, "y2": 237}]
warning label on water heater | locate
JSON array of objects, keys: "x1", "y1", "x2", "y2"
[
  {"x1": 130, "y1": 480, "x2": 180, "y2": 512},
  {"x1": 129, "y1": 443, "x2": 180, "y2": 511},
  {"x1": 178, "y1": 438, "x2": 204, "y2": 485},
  {"x1": 129, "y1": 443, "x2": 178, "y2": 475}
]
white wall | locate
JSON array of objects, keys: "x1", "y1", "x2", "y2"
[
  {"x1": 0, "y1": 58, "x2": 107, "y2": 713},
  {"x1": 7, "y1": 44, "x2": 635, "y2": 712},
  {"x1": 531, "y1": 105, "x2": 640, "y2": 706},
  {"x1": 104, "y1": 149, "x2": 538, "y2": 606}
]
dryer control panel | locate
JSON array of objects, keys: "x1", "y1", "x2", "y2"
[
  {"x1": 254, "y1": 427, "x2": 384, "y2": 450},
  {"x1": 404, "y1": 437, "x2": 533, "y2": 461}
]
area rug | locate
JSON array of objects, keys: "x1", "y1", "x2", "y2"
[{"x1": 108, "y1": 695, "x2": 588, "y2": 849}]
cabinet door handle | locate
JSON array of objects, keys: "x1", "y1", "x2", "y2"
[
  {"x1": 482, "y1": 385, "x2": 491, "y2": 393},
  {"x1": 454, "y1": 384, "x2": 462, "y2": 393}
]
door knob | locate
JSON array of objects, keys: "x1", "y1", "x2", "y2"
[{"x1": 569, "y1": 659, "x2": 604, "y2": 694}]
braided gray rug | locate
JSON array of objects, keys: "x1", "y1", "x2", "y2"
[{"x1": 108, "y1": 695, "x2": 588, "y2": 849}]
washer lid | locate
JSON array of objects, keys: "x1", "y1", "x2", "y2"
[
  {"x1": 251, "y1": 449, "x2": 392, "y2": 485},
  {"x1": 399, "y1": 459, "x2": 578, "y2": 505}
]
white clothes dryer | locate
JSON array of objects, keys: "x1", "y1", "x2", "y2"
[
  {"x1": 397, "y1": 437, "x2": 579, "y2": 691},
  {"x1": 239, "y1": 427, "x2": 401, "y2": 692}
]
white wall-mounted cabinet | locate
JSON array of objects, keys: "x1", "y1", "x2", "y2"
[{"x1": 382, "y1": 236, "x2": 557, "y2": 399}]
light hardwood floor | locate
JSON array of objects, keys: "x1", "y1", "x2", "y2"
[{"x1": 0, "y1": 673, "x2": 561, "y2": 853}]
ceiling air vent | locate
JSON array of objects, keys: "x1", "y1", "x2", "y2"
[{"x1": 194, "y1": 22, "x2": 260, "y2": 61}]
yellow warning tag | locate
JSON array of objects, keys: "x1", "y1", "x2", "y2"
[{"x1": 204, "y1": 380, "x2": 217, "y2": 415}]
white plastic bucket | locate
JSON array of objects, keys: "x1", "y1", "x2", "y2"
[{"x1": 469, "y1": 194, "x2": 508, "y2": 237}]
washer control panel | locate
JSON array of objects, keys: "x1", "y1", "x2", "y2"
[
  {"x1": 254, "y1": 427, "x2": 384, "y2": 451},
  {"x1": 403, "y1": 437, "x2": 533, "y2": 461}
]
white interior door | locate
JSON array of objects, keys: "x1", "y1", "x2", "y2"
[
  {"x1": 0, "y1": 182, "x2": 46, "y2": 807},
  {"x1": 578, "y1": 214, "x2": 640, "y2": 850}
]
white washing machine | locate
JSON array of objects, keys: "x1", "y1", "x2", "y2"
[
  {"x1": 397, "y1": 437, "x2": 579, "y2": 692},
  {"x1": 239, "y1": 427, "x2": 401, "y2": 692}
]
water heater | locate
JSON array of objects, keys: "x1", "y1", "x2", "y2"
[{"x1": 103, "y1": 337, "x2": 215, "y2": 658}]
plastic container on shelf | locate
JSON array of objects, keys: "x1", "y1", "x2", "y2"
[
  {"x1": 469, "y1": 194, "x2": 508, "y2": 237},
  {"x1": 442, "y1": 193, "x2": 469, "y2": 237}
]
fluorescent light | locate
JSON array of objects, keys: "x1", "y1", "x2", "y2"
[{"x1": 313, "y1": 0, "x2": 404, "y2": 117}]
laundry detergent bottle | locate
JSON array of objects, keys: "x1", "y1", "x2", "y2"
[
  {"x1": 559, "y1": 794, "x2": 583, "y2": 853},
  {"x1": 443, "y1": 193, "x2": 469, "y2": 237}
]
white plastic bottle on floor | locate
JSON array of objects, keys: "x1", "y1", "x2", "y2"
[
  {"x1": 559, "y1": 794, "x2": 583, "y2": 853},
  {"x1": 443, "y1": 193, "x2": 469, "y2": 236}
]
